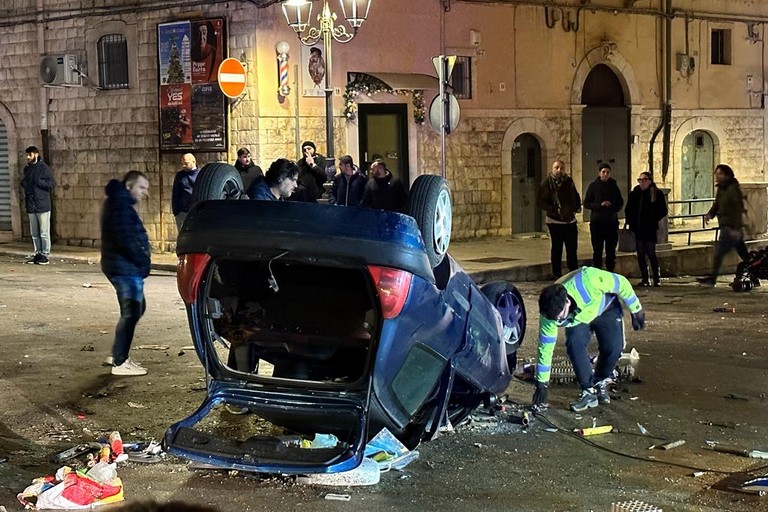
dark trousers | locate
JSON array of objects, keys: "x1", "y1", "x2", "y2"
[
  {"x1": 589, "y1": 220, "x2": 619, "y2": 271},
  {"x1": 636, "y1": 240, "x2": 660, "y2": 284},
  {"x1": 108, "y1": 276, "x2": 146, "y2": 366},
  {"x1": 711, "y1": 227, "x2": 750, "y2": 279},
  {"x1": 547, "y1": 223, "x2": 578, "y2": 277},
  {"x1": 565, "y1": 300, "x2": 625, "y2": 391}
]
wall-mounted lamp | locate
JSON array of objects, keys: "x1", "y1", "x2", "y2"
[{"x1": 276, "y1": 40, "x2": 291, "y2": 97}]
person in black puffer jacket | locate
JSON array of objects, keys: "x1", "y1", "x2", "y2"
[
  {"x1": 21, "y1": 146, "x2": 55, "y2": 264},
  {"x1": 583, "y1": 163, "x2": 624, "y2": 271},
  {"x1": 234, "y1": 147, "x2": 264, "y2": 195},
  {"x1": 625, "y1": 171, "x2": 668, "y2": 287},
  {"x1": 360, "y1": 158, "x2": 408, "y2": 213},
  {"x1": 101, "y1": 171, "x2": 152, "y2": 376}
]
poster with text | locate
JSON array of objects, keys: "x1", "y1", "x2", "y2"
[
  {"x1": 191, "y1": 19, "x2": 224, "y2": 84},
  {"x1": 301, "y1": 43, "x2": 326, "y2": 97},
  {"x1": 191, "y1": 84, "x2": 226, "y2": 149},
  {"x1": 158, "y1": 22, "x2": 191, "y2": 85},
  {"x1": 158, "y1": 17, "x2": 227, "y2": 151}
]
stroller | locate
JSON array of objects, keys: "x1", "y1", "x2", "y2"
[{"x1": 731, "y1": 247, "x2": 768, "y2": 291}]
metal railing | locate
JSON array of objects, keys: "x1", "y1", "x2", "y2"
[{"x1": 667, "y1": 198, "x2": 719, "y2": 245}]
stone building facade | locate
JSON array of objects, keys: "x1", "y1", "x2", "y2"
[{"x1": 0, "y1": 0, "x2": 766, "y2": 249}]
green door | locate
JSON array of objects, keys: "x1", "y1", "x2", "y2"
[{"x1": 681, "y1": 131, "x2": 714, "y2": 215}]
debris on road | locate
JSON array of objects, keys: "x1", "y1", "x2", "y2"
[
  {"x1": 127, "y1": 402, "x2": 146, "y2": 409},
  {"x1": 706, "y1": 441, "x2": 768, "y2": 459},
  {"x1": 576, "y1": 425, "x2": 613, "y2": 437},
  {"x1": 80, "y1": 345, "x2": 94, "y2": 352},
  {"x1": 324, "y1": 493, "x2": 351, "y2": 501},
  {"x1": 653, "y1": 439, "x2": 686, "y2": 450},
  {"x1": 135, "y1": 344, "x2": 170, "y2": 350}
]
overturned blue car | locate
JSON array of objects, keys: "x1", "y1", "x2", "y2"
[{"x1": 165, "y1": 163, "x2": 527, "y2": 474}]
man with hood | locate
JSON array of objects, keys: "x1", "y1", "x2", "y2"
[
  {"x1": 361, "y1": 158, "x2": 408, "y2": 213},
  {"x1": 101, "y1": 171, "x2": 151, "y2": 376},
  {"x1": 698, "y1": 164, "x2": 750, "y2": 286},
  {"x1": 233, "y1": 147, "x2": 263, "y2": 194},
  {"x1": 329, "y1": 155, "x2": 365, "y2": 206},
  {"x1": 291, "y1": 140, "x2": 328, "y2": 202},
  {"x1": 583, "y1": 163, "x2": 624, "y2": 272},
  {"x1": 21, "y1": 146, "x2": 56, "y2": 265}
]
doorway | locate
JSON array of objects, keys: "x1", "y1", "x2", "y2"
[
  {"x1": 0, "y1": 119, "x2": 10, "y2": 231},
  {"x1": 511, "y1": 133, "x2": 542, "y2": 233},
  {"x1": 357, "y1": 103, "x2": 409, "y2": 185},
  {"x1": 581, "y1": 64, "x2": 630, "y2": 205},
  {"x1": 681, "y1": 130, "x2": 714, "y2": 215}
]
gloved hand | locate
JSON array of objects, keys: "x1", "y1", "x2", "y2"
[
  {"x1": 531, "y1": 381, "x2": 549, "y2": 412},
  {"x1": 631, "y1": 309, "x2": 646, "y2": 331}
]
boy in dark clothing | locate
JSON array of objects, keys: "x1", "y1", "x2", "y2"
[
  {"x1": 234, "y1": 147, "x2": 263, "y2": 194},
  {"x1": 330, "y1": 155, "x2": 365, "y2": 206},
  {"x1": 361, "y1": 159, "x2": 408, "y2": 213},
  {"x1": 21, "y1": 146, "x2": 56, "y2": 264},
  {"x1": 698, "y1": 164, "x2": 750, "y2": 286},
  {"x1": 583, "y1": 163, "x2": 624, "y2": 271},
  {"x1": 538, "y1": 160, "x2": 582, "y2": 278},
  {"x1": 101, "y1": 171, "x2": 151, "y2": 376}
]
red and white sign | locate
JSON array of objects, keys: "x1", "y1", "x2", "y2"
[{"x1": 217, "y1": 58, "x2": 246, "y2": 98}]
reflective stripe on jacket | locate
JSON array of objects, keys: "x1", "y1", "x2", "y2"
[{"x1": 536, "y1": 267, "x2": 642, "y2": 383}]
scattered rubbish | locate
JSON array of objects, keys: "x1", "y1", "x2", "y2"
[
  {"x1": 77, "y1": 412, "x2": 87, "y2": 420},
  {"x1": 297, "y1": 457, "x2": 380, "y2": 486},
  {"x1": 576, "y1": 425, "x2": 613, "y2": 437},
  {"x1": 50, "y1": 442, "x2": 103, "y2": 463},
  {"x1": 691, "y1": 471, "x2": 706, "y2": 478},
  {"x1": 80, "y1": 345, "x2": 94, "y2": 352},
  {"x1": 82, "y1": 282, "x2": 93, "y2": 288},
  {"x1": 109, "y1": 432, "x2": 128, "y2": 463},
  {"x1": 611, "y1": 500, "x2": 662, "y2": 512},
  {"x1": 99, "y1": 330, "x2": 108, "y2": 335},
  {"x1": 742, "y1": 476, "x2": 768, "y2": 495},
  {"x1": 651, "y1": 439, "x2": 685, "y2": 450},
  {"x1": 637, "y1": 423, "x2": 649, "y2": 435},
  {"x1": 712, "y1": 306, "x2": 735, "y2": 313},
  {"x1": 544, "y1": 427, "x2": 559, "y2": 433},
  {"x1": 0, "y1": 456, "x2": 8, "y2": 463},
  {"x1": 127, "y1": 402, "x2": 146, "y2": 409},
  {"x1": 0, "y1": 304, "x2": 7, "y2": 308},
  {"x1": 324, "y1": 493, "x2": 351, "y2": 501},
  {"x1": 509, "y1": 412, "x2": 530, "y2": 426},
  {"x1": 724, "y1": 393, "x2": 749, "y2": 401},
  {"x1": 698, "y1": 420, "x2": 737, "y2": 429},
  {"x1": 17, "y1": 466, "x2": 124, "y2": 509},
  {"x1": 630, "y1": 396, "x2": 639, "y2": 401},
  {"x1": 364, "y1": 428, "x2": 419, "y2": 471},
  {"x1": 178, "y1": 349, "x2": 186, "y2": 356},
  {"x1": 473, "y1": 443, "x2": 483, "y2": 448},
  {"x1": 181, "y1": 345, "x2": 195, "y2": 351},
  {"x1": 135, "y1": 344, "x2": 169, "y2": 350},
  {"x1": 706, "y1": 442, "x2": 768, "y2": 459}
]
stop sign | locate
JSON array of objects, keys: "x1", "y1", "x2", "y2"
[{"x1": 217, "y1": 58, "x2": 247, "y2": 98}]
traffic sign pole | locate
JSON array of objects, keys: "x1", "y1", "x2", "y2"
[{"x1": 438, "y1": 56, "x2": 446, "y2": 179}]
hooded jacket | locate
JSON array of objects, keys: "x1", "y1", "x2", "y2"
[
  {"x1": 100, "y1": 179, "x2": 151, "y2": 278},
  {"x1": 707, "y1": 177, "x2": 745, "y2": 230},
  {"x1": 21, "y1": 157, "x2": 55, "y2": 213},
  {"x1": 583, "y1": 176, "x2": 624, "y2": 224}
]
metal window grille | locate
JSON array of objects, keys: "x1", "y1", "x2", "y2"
[
  {"x1": 98, "y1": 34, "x2": 129, "y2": 89},
  {"x1": 450, "y1": 56, "x2": 472, "y2": 100}
]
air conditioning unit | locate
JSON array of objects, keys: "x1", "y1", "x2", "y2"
[{"x1": 40, "y1": 54, "x2": 80, "y2": 85}]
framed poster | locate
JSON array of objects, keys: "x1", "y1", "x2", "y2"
[
  {"x1": 158, "y1": 17, "x2": 227, "y2": 152},
  {"x1": 301, "y1": 43, "x2": 326, "y2": 97}
]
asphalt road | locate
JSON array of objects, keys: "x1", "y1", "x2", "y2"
[{"x1": 0, "y1": 256, "x2": 766, "y2": 511}]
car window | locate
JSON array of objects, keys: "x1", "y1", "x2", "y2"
[{"x1": 390, "y1": 344, "x2": 446, "y2": 416}]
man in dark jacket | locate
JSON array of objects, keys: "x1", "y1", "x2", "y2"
[
  {"x1": 21, "y1": 146, "x2": 55, "y2": 265},
  {"x1": 234, "y1": 147, "x2": 263, "y2": 194},
  {"x1": 101, "y1": 171, "x2": 151, "y2": 376},
  {"x1": 538, "y1": 160, "x2": 582, "y2": 278},
  {"x1": 698, "y1": 164, "x2": 750, "y2": 286},
  {"x1": 361, "y1": 159, "x2": 408, "y2": 213},
  {"x1": 583, "y1": 163, "x2": 624, "y2": 271},
  {"x1": 330, "y1": 155, "x2": 365, "y2": 206},
  {"x1": 291, "y1": 140, "x2": 328, "y2": 203},
  {"x1": 171, "y1": 153, "x2": 199, "y2": 230},
  {"x1": 248, "y1": 158, "x2": 299, "y2": 201}
]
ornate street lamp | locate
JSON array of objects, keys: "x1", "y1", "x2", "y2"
[{"x1": 281, "y1": 0, "x2": 372, "y2": 173}]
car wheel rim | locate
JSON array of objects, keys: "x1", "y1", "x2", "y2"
[
  {"x1": 433, "y1": 189, "x2": 452, "y2": 256},
  {"x1": 496, "y1": 291, "x2": 523, "y2": 348}
]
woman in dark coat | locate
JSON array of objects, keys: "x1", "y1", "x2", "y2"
[{"x1": 625, "y1": 172, "x2": 668, "y2": 286}]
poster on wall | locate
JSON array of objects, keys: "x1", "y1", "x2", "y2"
[
  {"x1": 301, "y1": 43, "x2": 326, "y2": 97},
  {"x1": 158, "y1": 17, "x2": 227, "y2": 152}
]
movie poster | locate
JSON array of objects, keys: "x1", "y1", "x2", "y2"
[
  {"x1": 158, "y1": 18, "x2": 227, "y2": 151},
  {"x1": 191, "y1": 84, "x2": 226, "y2": 149}
]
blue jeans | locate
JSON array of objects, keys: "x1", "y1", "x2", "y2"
[
  {"x1": 28, "y1": 211, "x2": 51, "y2": 256},
  {"x1": 565, "y1": 299, "x2": 625, "y2": 391},
  {"x1": 108, "y1": 276, "x2": 146, "y2": 366}
]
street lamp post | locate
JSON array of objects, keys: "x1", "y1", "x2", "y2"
[{"x1": 281, "y1": 0, "x2": 372, "y2": 173}]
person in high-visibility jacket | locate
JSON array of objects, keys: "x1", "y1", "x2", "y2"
[{"x1": 532, "y1": 266, "x2": 646, "y2": 412}]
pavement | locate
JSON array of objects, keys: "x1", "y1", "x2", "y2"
[{"x1": 2, "y1": 228, "x2": 766, "y2": 283}]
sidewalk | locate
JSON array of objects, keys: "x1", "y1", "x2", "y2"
[{"x1": 2, "y1": 229, "x2": 764, "y2": 283}]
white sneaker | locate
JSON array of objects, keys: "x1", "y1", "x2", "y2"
[{"x1": 111, "y1": 358, "x2": 147, "y2": 376}]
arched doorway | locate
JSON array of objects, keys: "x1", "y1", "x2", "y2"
[
  {"x1": 681, "y1": 130, "x2": 714, "y2": 215},
  {"x1": 0, "y1": 119, "x2": 10, "y2": 231},
  {"x1": 581, "y1": 64, "x2": 630, "y2": 205},
  {"x1": 511, "y1": 133, "x2": 542, "y2": 233}
]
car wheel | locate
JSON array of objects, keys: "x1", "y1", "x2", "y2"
[
  {"x1": 408, "y1": 175, "x2": 452, "y2": 268},
  {"x1": 480, "y1": 281, "x2": 527, "y2": 370},
  {"x1": 191, "y1": 163, "x2": 244, "y2": 203}
]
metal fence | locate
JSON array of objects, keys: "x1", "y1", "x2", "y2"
[{"x1": 667, "y1": 198, "x2": 719, "y2": 245}]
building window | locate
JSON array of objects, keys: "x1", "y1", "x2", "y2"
[
  {"x1": 97, "y1": 34, "x2": 129, "y2": 89},
  {"x1": 450, "y1": 56, "x2": 472, "y2": 100},
  {"x1": 711, "y1": 29, "x2": 731, "y2": 65}
]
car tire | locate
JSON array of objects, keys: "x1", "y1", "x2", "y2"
[
  {"x1": 191, "y1": 163, "x2": 244, "y2": 203},
  {"x1": 408, "y1": 175, "x2": 452, "y2": 268},
  {"x1": 480, "y1": 281, "x2": 527, "y2": 371}
]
